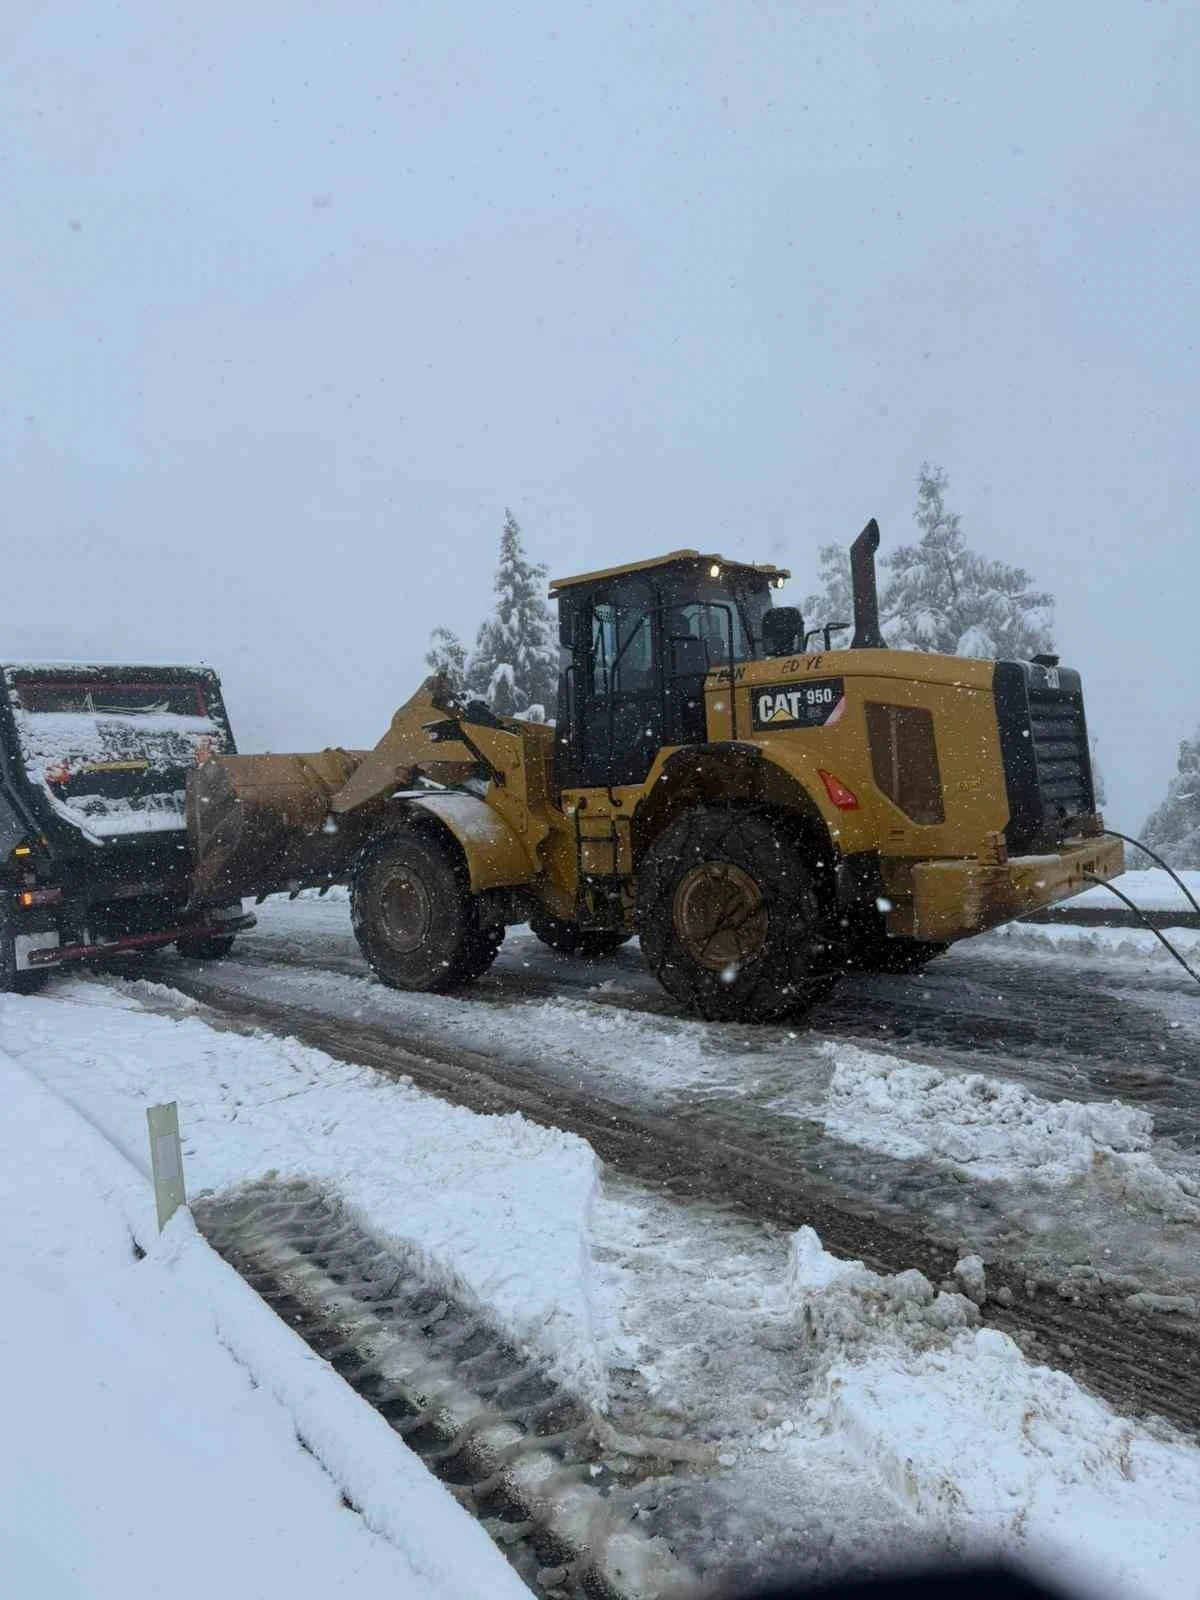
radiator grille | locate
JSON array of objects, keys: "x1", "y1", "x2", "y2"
[
  {"x1": 995, "y1": 662, "x2": 1096, "y2": 853},
  {"x1": 1028, "y1": 692, "x2": 1091, "y2": 822}
]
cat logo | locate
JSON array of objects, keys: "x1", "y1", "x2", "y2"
[
  {"x1": 751, "y1": 677, "x2": 846, "y2": 731},
  {"x1": 763, "y1": 699, "x2": 800, "y2": 723}
]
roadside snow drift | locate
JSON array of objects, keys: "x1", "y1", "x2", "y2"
[
  {"x1": 0, "y1": 979, "x2": 611, "y2": 1406},
  {"x1": 988, "y1": 920, "x2": 1200, "y2": 965},
  {"x1": 0, "y1": 1046, "x2": 526, "y2": 1600},
  {"x1": 1061, "y1": 869, "x2": 1200, "y2": 917}
]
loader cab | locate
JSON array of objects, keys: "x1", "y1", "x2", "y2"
[{"x1": 549, "y1": 550, "x2": 789, "y2": 791}]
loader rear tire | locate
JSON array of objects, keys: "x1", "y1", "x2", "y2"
[
  {"x1": 637, "y1": 806, "x2": 837, "y2": 1023},
  {"x1": 529, "y1": 912, "x2": 631, "y2": 961},
  {"x1": 351, "y1": 827, "x2": 497, "y2": 992}
]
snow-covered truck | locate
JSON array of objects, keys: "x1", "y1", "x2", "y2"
[
  {"x1": 186, "y1": 521, "x2": 1124, "y2": 1022},
  {"x1": 0, "y1": 663, "x2": 254, "y2": 990}
]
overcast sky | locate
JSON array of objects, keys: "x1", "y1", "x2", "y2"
[{"x1": 4, "y1": 1, "x2": 1196, "y2": 830}]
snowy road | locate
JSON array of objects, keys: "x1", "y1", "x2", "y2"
[
  {"x1": 109, "y1": 896, "x2": 1200, "y2": 1431},
  {"x1": 8, "y1": 963, "x2": 1200, "y2": 1599},
  {"x1": 224, "y1": 897, "x2": 1200, "y2": 1145},
  {"x1": 197, "y1": 896, "x2": 1200, "y2": 1156}
]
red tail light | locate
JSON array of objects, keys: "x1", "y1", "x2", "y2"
[
  {"x1": 819, "y1": 769, "x2": 860, "y2": 810},
  {"x1": 18, "y1": 887, "x2": 62, "y2": 908}
]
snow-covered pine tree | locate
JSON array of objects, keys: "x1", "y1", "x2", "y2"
[
  {"x1": 800, "y1": 544, "x2": 858, "y2": 645},
  {"x1": 1141, "y1": 728, "x2": 1200, "y2": 867},
  {"x1": 799, "y1": 467, "x2": 1054, "y2": 660},
  {"x1": 882, "y1": 464, "x2": 1054, "y2": 660},
  {"x1": 486, "y1": 662, "x2": 519, "y2": 717},
  {"x1": 424, "y1": 626, "x2": 468, "y2": 697},
  {"x1": 465, "y1": 510, "x2": 558, "y2": 720}
]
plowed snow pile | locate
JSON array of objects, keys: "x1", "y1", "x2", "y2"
[
  {"x1": 783, "y1": 1230, "x2": 1200, "y2": 1596},
  {"x1": 820, "y1": 1041, "x2": 1200, "y2": 1220}
]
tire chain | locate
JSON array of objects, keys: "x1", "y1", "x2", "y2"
[{"x1": 639, "y1": 805, "x2": 835, "y2": 1021}]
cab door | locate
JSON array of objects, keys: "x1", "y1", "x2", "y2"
[
  {"x1": 564, "y1": 577, "x2": 663, "y2": 789},
  {"x1": 660, "y1": 595, "x2": 744, "y2": 748}
]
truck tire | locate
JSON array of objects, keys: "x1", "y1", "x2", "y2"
[
  {"x1": 529, "y1": 912, "x2": 631, "y2": 961},
  {"x1": 637, "y1": 806, "x2": 837, "y2": 1023},
  {"x1": 176, "y1": 932, "x2": 238, "y2": 961},
  {"x1": 351, "y1": 827, "x2": 499, "y2": 992}
]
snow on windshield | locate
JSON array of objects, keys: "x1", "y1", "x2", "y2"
[{"x1": 12, "y1": 703, "x2": 229, "y2": 841}]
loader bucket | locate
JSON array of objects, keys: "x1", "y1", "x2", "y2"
[{"x1": 186, "y1": 747, "x2": 368, "y2": 906}]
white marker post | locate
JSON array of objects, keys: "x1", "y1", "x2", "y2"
[{"x1": 147, "y1": 1102, "x2": 187, "y2": 1231}]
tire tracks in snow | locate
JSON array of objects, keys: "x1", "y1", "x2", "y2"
[
  {"x1": 195, "y1": 934, "x2": 1200, "y2": 1147},
  {"x1": 137, "y1": 965, "x2": 1200, "y2": 1436}
]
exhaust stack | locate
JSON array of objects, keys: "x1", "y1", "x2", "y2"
[{"x1": 850, "y1": 518, "x2": 884, "y2": 649}]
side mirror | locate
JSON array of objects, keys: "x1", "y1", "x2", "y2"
[
  {"x1": 762, "y1": 606, "x2": 804, "y2": 657},
  {"x1": 669, "y1": 635, "x2": 710, "y2": 678}
]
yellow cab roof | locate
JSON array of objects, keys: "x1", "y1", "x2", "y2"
[{"x1": 548, "y1": 549, "x2": 790, "y2": 594}]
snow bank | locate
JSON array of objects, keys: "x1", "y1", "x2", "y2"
[
  {"x1": 1066, "y1": 868, "x2": 1200, "y2": 916},
  {"x1": 989, "y1": 919, "x2": 1200, "y2": 965},
  {"x1": 0, "y1": 1047, "x2": 526, "y2": 1600},
  {"x1": 818, "y1": 1042, "x2": 1200, "y2": 1221},
  {"x1": 825, "y1": 1326, "x2": 1200, "y2": 1599},
  {"x1": 158, "y1": 1217, "x2": 528, "y2": 1598},
  {"x1": 0, "y1": 982, "x2": 613, "y2": 1405},
  {"x1": 782, "y1": 1229, "x2": 1200, "y2": 1600}
]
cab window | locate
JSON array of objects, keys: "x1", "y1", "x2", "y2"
[
  {"x1": 659, "y1": 574, "x2": 765, "y2": 665},
  {"x1": 591, "y1": 603, "x2": 654, "y2": 695}
]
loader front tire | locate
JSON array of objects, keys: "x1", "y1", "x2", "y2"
[
  {"x1": 529, "y1": 912, "x2": 631, "y2": 961},
  {"x1": 637, "y1": 806, "x2": 836, "y2": 1023},
  {"x1": 351, "y1": 828, "x2": 498, "y2": 992}
]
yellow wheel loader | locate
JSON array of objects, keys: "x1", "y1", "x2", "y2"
[{"x1": 186, "y1": 522, "x2": 1123, "y2": 1022}]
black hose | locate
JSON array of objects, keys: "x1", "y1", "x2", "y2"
[
  {"x1": 1102, "y1": 830, "x2": 1200, "y2": 920},
  {"x1": 1081, "y1": 872, "x2": 1200, "y2": 988}
]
